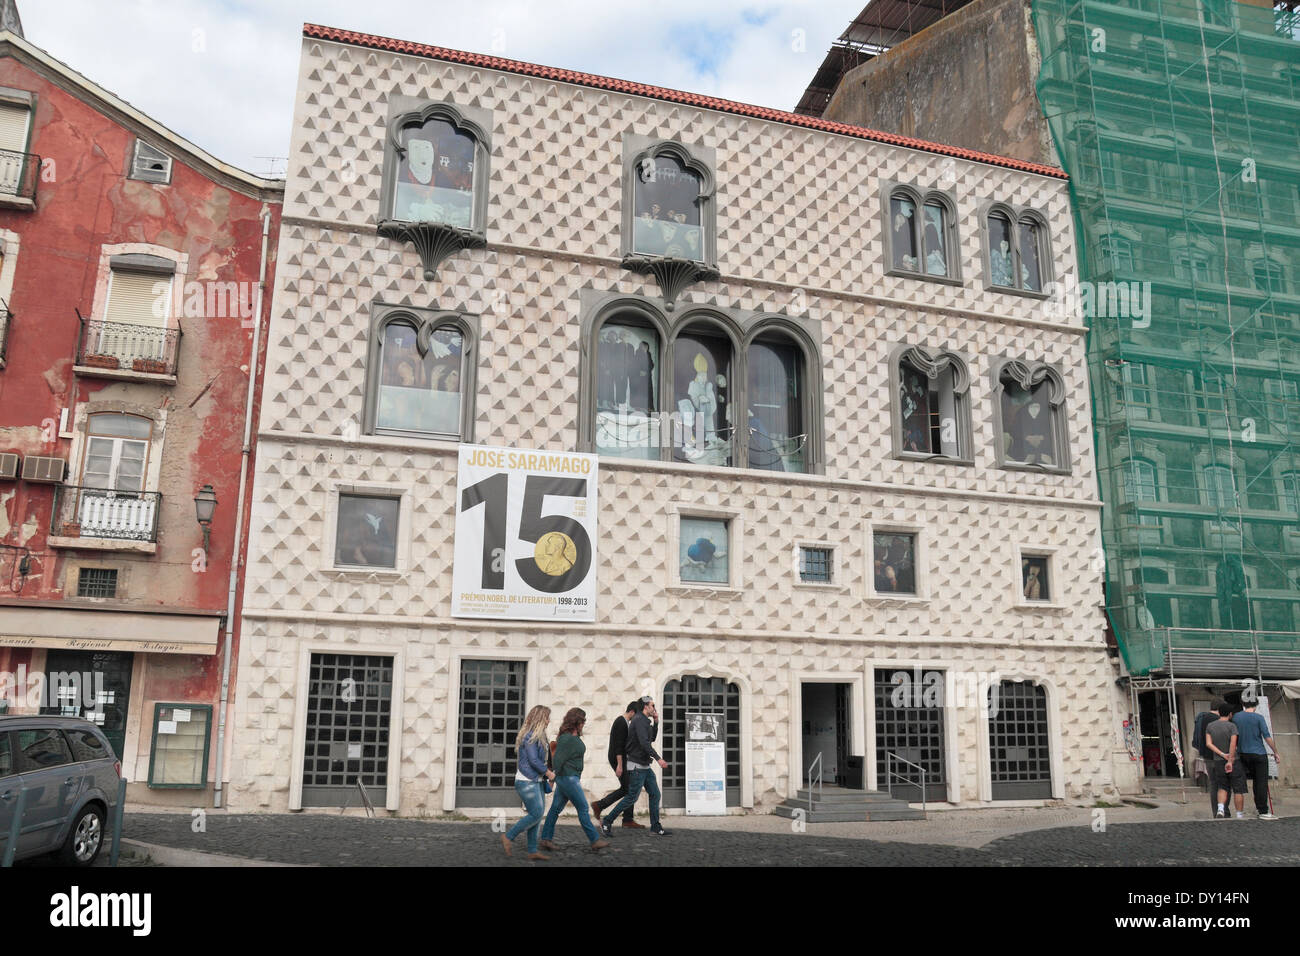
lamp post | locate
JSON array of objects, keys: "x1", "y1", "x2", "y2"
[{"x1": 194, "y1": 484, "x2": 218, "y2": 553}]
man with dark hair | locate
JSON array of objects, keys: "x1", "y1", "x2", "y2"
[
  {"x1": 1235, "y1": 693, "x2": 1281, "y2": 820},
  {"x1": 600, "y1": 699, "x2": 670, "y2": 837},
  {"x1": 591, "y1": 701, "x2": 642, "y2": 828},
  {"x1": 1205, "y1": 699, "x2": 1247, "y2": 819},
  {"x1": 1192, "y1": 699, "x2": 1223, "y2": 817}
]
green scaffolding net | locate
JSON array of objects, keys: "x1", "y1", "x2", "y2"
[{"x1": 1031, "y1": 0, "x2": 1300, "y2": 677}]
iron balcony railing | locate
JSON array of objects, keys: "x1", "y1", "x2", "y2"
[
  {"x1": 0, "y1": 149, "x2": 40, "y2": 202},
  {"x1": 51, "y1": 485, "x2": 162, "y2": 543},
  {"x1": 76, "y1": 315, "x2": 181, "y2": 377}
]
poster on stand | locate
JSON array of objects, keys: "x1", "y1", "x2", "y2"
[
  {"x1": 451, "y1": 444, "x2": 598, "y2": 622},
  {"x1": 686, "y1": 712, "x2": 725, "y2": 815}
]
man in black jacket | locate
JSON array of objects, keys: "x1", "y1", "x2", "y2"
[
  {"x1": 591, "y1": 701, "x2": 641, "y2": 828},
  {"x1": 600, "y1": 699, "x2": 670, "y2": 837}
]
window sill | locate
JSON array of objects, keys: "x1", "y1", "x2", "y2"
[
  {"x1": 48, "y1": 535, "x2": 157, "y2": 555},
  {"x1": 997, "y1": 461, "x2": 1072, "y2": 476},
  {"x1": 884, "y1": 267, "x2": 964, "y2": 287},
  {"x1": 0, "y1": 195, "x2": 34, "y2": 212},
  {"x1": 1011, "y1": 602, "x2": 1068, "y2": 613},
  {"x1": 896, "y1": 452, "x2": 975, "y2": 467},
  {"x1": 866, "y1": 594, "x2": 928, "y2": 607},
  {"x1": 793, "y1": 581, "x2": 845, "y2": 592},
  {"x1": 666, "y1": 584, "x2": 741, "y2": 599},
  {"x1": 987, "y1": 283, "x2": 1052, "y2": 301},
  {"x1": 326, "y1": 566, "x2": 404, "y2": 579},
  {"x1": 73, "y1": 364, "x2": 177, "y2": 386}
]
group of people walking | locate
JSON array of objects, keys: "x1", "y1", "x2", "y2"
[
  {"x1": 500, "y1": 697, "x2": 670, "y2": 860},
  {"x1": 1195, "y1": 695, "x2": 1282, "y2": 820}
]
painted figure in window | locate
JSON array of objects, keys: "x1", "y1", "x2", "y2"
[
  {"x1": 1001, "y1": 379, "x2": 1055, "y2": 466},
  {"x1": 923, "y1": 203, "x2": 947, "y2": 276},
  {"x1": 377, "y1": 325, "x2": 463, "y2": 435},
  {"x1": 679, "y1": 518, "x2": 728, "y2": 584},
  {"x1": 595, "y1": 323, "x2": 660, "y2": 459},
  {"x1": 1022, "y1": 558, "x2": 1047, "y2": 601},
  {"x1": 747, "y1": 339, "x2": 803, "y2": 472},
  {"x1": 1019, "y1": 221, "x2": 1042, "y2": 291},
  {"x1": 673, "y1": 336, "x2": 731, "y2": 465},
  {"x1": 633, "y1": 156, "x2": 703, "y2": 260},
  {"x1": 891, "y1": 196, "x2": 919, "y2": 272},
  {"x1": 989, "y1": 214, "x2": 1014, "y2": 286},
  {"x1": 391, "y1": 118, "x2": 476, "y2": 228},
  {"x1": 336, "y1": 497, "x2": 399, "y2": 568},
  {"x1": 874, "y1": 534, "x2": 916, "y2": 594},
  {"x1": 899, "y1": 363, "x2": 933, "y2": 453}
]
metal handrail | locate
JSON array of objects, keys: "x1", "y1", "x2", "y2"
[
  {"x1": 51, "y1": 485, "x2": 163, "y2": 543},
  {"x1": 806, "y1": 751, "x2": 822, "y2": 815},
  {"x1": 885, "y1": 750, "x2": 928, "y2": 815},
  {"x1": 0, "y1": 148, "x2": 40, "y2": 202},
  {"x1": 76, "y1": 314, "x2": 181, "y2": 376}
]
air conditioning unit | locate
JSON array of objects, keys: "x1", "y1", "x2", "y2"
[
  {"x1": 0, "y1": 453, "x2": 17, "y2": 480},
  {"x1": 21, "y1": 455, "x2": 65, "y2": 483}
]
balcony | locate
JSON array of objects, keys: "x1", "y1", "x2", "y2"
[
  {"x1": 0, "y1": 149, "x2": 39, "y2": 209},
  {"x1": 74, "y1": 316, "x2": 180, "y2": 383},
  {"x1": 48, "y1": 485, "x2": 161, "y2": 554}
]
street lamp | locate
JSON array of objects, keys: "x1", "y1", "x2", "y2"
[{"x1": 194, "y1": 484, "x2": 218, "y2": 553}]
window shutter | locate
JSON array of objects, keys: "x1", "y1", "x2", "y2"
[
  {"x1": 0, "y1": 103, "x2": 29, "y2": 153},
  {"x1": 105, "y1": 270, "x2": 170, "y2": 327}
]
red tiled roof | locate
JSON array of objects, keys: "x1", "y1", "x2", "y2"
[{"x1": 302, "y1": 23, "x2": 1068, "y2": 181}]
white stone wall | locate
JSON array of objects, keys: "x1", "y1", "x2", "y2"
[{"x1": 228, "y1": 36, "x2": 1126, "y2": 813}]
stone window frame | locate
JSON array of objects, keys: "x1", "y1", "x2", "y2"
[
  {"x1": 575, "y1": 290, "x2": 825, "y2": 474},
  {"x1": 378, "y1": 96, "x2": 493, "y2": 235},
  {"x1": 979, "y1": 201, "x2": 1053, "y2": 299},
  {"x1": 990, "y1": 358, "x2": 1071, "y2": 475},
  {"x1": 879, "y1": 181, "x2": 963, "y2": 286},
  {"x1": 322, "y1": 480, "x2": 413, "y2": 578},
  {"x1": 620, "y1": 134, "x2": 718, "y2": 267},
  {"x1": 1012, "y1": 544, "x2": 1064, "y2": 611},
  {"x1": 793, "y1": 540, "x2": 842, "y2": 592},
  {"x1": 667, "y1": 501, "x2": 743, "y2": 596},
  {"x1": 865, "y1": 520, "x2": 929, "y2": 604},
  {"x1": 128, "y1": 139, "x2": 173, "y2": 185},
  {"x1": 360, "y1": 301, "x2": 479, "y2": 443},
  {"x1": 887, "y1": 343, "x2": 974, "y2": 465}
]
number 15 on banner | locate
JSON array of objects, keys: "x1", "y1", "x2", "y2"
[{"x1": 451, "y1": 445, "x2": 599, "y2": 621}]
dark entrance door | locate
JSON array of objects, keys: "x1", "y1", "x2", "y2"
[
  {"x1": 1137, "y1": 689, "x2": 1179, "y2": 777},
  {"x1": 662, "y1": 676, "x2": 741, "y2": 808},
  {"x1": 454, "y1": 659, "x2": 527, "y2": 807},
  {"x1": 300, "y1": 653, "x2": 393, "y2": 808},
  {"x1": 800, "y1": 683, "x2": 853, "y2": 787},
  {"x1": 989, "y1": 680, "x2": 1053, "y2": 799},
  {"x1": 874, "y1": 668, "x2": 946, "y2": 802},
  {"x1": 40, "y1": 650, "x2": 133, "y2": 760}
]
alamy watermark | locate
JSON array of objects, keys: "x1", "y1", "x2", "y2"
[{"x1": 1041, "y1": 279, "x2": 1152, "y2": 328}]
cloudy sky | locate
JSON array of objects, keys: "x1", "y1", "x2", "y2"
[{"x1": 22, "y1": 0, "x2": 864, "y2": 177}]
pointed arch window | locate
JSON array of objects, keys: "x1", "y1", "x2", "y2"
[
  {"x1": 889, "y1": 345, "x2": 972, "y2": 462},
  {"x1": 993, "y1": 360, "x2": 1069, "y2": 472}
]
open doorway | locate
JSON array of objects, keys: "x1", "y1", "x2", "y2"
[
  {"x1": 1136, "y1": 689, "x2": 1180, "y2": 777},
  {"x1": 800, "y1": 683, "x2": 854, "y2": 787}
]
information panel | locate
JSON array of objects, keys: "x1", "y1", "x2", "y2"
[
  {"x1": 685, "y1": 712, "x2": 726, "y2": 815},
  {"x1": 451, "y1": 444, "x2": 598, "y2": 622}
]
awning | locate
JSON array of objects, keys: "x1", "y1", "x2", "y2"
[{"x1": 0, "y1": 605, "x2": 220, "y2": 655}]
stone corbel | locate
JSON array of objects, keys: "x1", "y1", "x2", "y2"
[
  {"x1": 621, "y1": 255, "x2": 721, "y2": 312},
  {"x1": 377, "y1": 220, "x2": 487, "y2": 282}
]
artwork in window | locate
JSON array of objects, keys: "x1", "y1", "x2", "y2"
[
  {"x1": 873, "y1": 533, "x2": 916, "y2": 595},
  {"x1": 1000, "y1": 375, "x2": 1057, "y2": 466},
  {"x1": 1022, "y1": 555, "x2": 1050, "y2": 601},
  {"x1": 390, "y1": 117, "x2": 476, "y2": 228},
  {"x1": 632, "y1": 154, "x2": 703, "y2": 260},
  {"x1": 899, "y1": 360, "x2": 961, "y2": 457},
  {"x1": 1019, "y1": 220, "x2": 1043, "y2": 292},
  {"x1": 679, "y1": 517, "x2": 728, "y2": 584},
  {"x1": 673, "y1": 332, "x2": 732, "y2": 466},
  {"x1": 376, "y1": 324, "x2": 463, "y2": 435},
  {"x1": 890, "y1": 195, "x2": 919, "y2": 272},
  {"x1": 922, "y1": 202, "x2": 948, "y2": 276},
  {"x1": 335, "y1": 495, "x2": 400, "y2": 569},
  {"x1": 747, "y1": 338, "x2": 804, "y2": 473},
  {"x1": 989, "y1": 213, "x2": 1014, "y2": 287},
  {"x1": 595, "y1": 322, "x2": 660, "y2": 460}
]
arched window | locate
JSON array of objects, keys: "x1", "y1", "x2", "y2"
[
  {"x1": 883, "y1": 184, "x2": 959, "y2": 281},
  {"x1": 673, "y1": 324, "x2": 734, "y2": 467},
  {"x1": 993, "y1": 360, "x2": 1068, "y2": 471},
  {"x1": 890, "y1": 345, "x2": 971, "y2": 461},
  {"x1": 594, "y1": 316, "x2": 661, "y2": 460},
  {"x1": 985, "y1": 204, "x2": 1050, "y2": 294},
  {"x1": 746, "y1": 335, "x2": 805, "y2": 472},
  {"x1": 82, "y1": 413, "x2": 152, "y2": 491},
  {"x1": 363, "y1": 306, "x2": 477, "y2": 441},
  {"x1": 631, "y1": 153, "x2": 705, "y2": 261},
  {"x1": 388, "y1": 116, "x2": 480, "y2": 229},
  {"x1": 65, "y1": 412, "x2": 160, "y2": 542}
]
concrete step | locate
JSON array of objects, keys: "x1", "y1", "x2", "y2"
[
  {"x1": 772, "y1": 802, "x2": 926, "y2": 823},
  {"x1": 794, "y1": 788, "x2": 901, "y2": 804}
]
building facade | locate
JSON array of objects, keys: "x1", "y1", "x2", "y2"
[
  {"x1": 809, "y1": 0, "x2": 1300, "y2": 787},
  {"x1": 0, "y1": 21, "x2": 282, "y2": 805},
  {"x1": 229, "y1": 24, "x2": 1124, "y2": 814}
]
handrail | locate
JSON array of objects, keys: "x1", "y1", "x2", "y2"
[
  {"x1": 807, "y1": 751, "x2": 822, "y2": 815},
  {"x1": 885, "y1": 750, "x2": 928, "y2": 815}
]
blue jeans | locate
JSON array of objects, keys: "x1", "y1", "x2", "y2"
[
  {"x1": 505, "y1": 779, "x2": 546, "y2": 853},
  {"x1": 540, "y1": 775, "x2": 602, "y2": 844},
  {"x1": 604, "y1": 767, "x2": 660, "y2": 829}
]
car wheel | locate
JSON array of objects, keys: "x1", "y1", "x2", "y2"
[{"x1": 59, "y1": 805, "x2": 105, "y2": 866}]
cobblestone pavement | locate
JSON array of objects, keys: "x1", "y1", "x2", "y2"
[{"x1": 118, "y1": 811, "x2": 1300, "y2": 867}]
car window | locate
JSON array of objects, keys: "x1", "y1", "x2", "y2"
[
  {"x1": 15, "y1": 727, "x2": 74, "y2": 771},
  {"x1": 0, "y1": 732, "x2": 12, "y2": 777},
  {"x1": 65, "y1": 728, "x2": 109, "y2": 763}
]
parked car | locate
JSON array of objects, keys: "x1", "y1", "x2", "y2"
[{"x1": 0, "y1": 716, "x2": 121, "y2": 866}]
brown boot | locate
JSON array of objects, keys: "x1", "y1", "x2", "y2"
[
  {"x1": 527, "y1": 852, "x2": 550, "y2": 861},
  {"x1": 589, "y1": 839, "x2": 610, "y2": 851},
  {"x1": 500, "y1": 834, "x2": 512, "y2": 857},
  {"x1": 538, "y1": 839, "x2": 560, "y2": 851},
  {"x1": 622, "y1": 820, "x2": 645, "y2": 829}
]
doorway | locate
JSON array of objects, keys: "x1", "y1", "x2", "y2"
[
  {"x1": 801, "y1": 683, "x2": 852, "y2": 787},
  {"x1": 39, "y1": 650, "x2": 134, "y2": 760},
  {"x1": 1137, "y1": 689, "x2": 1180, "y2": 777}
]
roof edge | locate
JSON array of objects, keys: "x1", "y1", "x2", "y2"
[{"x1": 302, "y1": 23, "x2": 1068, "y2": 181}]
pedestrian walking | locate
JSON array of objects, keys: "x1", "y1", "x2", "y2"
[
  {"x1": 1233, "y1": 694, "x2": 1281, "y2": 820},
  {"x1": 501, "y1": 704, "x2": 555, "y2": 860},
  {"x1": 600, "y1": 699, "x2": 670, "y2": 838},
  {"x1": 1192, "y1": 702, "x2": 1221, "y2": 817},
  {"x1": 1204, "y1": 699, "x2": 1247, "y2": 819},
  {"x1": 537, "y1": 708, "x2": 610, "y2": 852},
  {"x1": 591, "y1": 701, "x2": 641, "y2": 828}
]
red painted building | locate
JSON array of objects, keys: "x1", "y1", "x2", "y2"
[{"x1": 0, "y1": 15, "x2": 282, "y2": 806}]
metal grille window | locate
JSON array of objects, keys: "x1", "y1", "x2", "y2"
[
  {"x1": 77, "y1": 567, "x2": 118, "y2": 598},
  {"x1": 988, "y1": 680, "x2": 1052, "y2": 799},
  {"x1": 662, "y1": 676, "x2": 741, "y2": 808},
  {"x1": 455, "y1": 659, "x2": 527, "y2": 806},
  {"x1": 874, "y1": 668, "x2": 946, "y2": 802},
  {"x1": 799, "y1": 546, "x2": 832, "y2": 583},
  {"x1": 300, "y1": 654, "x2": 393, "y2": 807}
]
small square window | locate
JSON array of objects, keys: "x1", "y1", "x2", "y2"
[
  {"x1": 1021, "y1": 555, "x2": 1051, "y2": 602},
  {"x1": 77, "y1": 567, "x2": 118, "y2": 598},
  {"x1": 873, "y1": 533, "x2": 917, "y2": 595},
  {"x1": 680, "y1": 517, "x2": 729, "y2": 584},
  {"x1": 130, "y1": 140, "x2": 172, "y2": 185},
  {"x1": 799, "y1": 546, "x2": 832, "y2": 584},
  {"x1": 335, "y1": 495, "x2": 400, "y2": 569}
]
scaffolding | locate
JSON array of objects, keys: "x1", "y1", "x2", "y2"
[{"x1": 1031, "y1": 0, "x2": 1300, "y2": 678}]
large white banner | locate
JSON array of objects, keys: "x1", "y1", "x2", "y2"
[
  {"x1": 685, "y1": 712, "x2": 726, "y2": 815},
  {"x1": 451, "y1": 444, "x2": 598, "y2": 622}
]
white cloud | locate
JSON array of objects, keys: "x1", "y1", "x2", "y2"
[{"x1": 21, "y1": 0, "x2": 861, "y2": 175}]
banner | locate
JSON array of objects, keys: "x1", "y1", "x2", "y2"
[
  {"x1": 451, "y1": 444, "x2": 598, "y2": 622},
  {"x1": 685, "y1": 712, "x2": 726, "y2": 815}
]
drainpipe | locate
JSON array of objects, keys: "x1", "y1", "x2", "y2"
[{"x1": 214, "y1": 204, "x2": 271, "y2": 808}]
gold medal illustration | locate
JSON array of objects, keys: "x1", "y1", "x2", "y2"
[{"x1": 534, "y1": 532, "x2": 577, "y2": 576}]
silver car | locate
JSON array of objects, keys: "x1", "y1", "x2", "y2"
[{"x1": 0, "y1": 716, "x2": 122, "y2": 866}]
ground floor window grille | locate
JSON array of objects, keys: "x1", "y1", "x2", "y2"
[
  {"x1": 455, "y1": 659, "x2": 527, "y2": 806},
  {"x1": 300, "y1": 653, "x2": 392, "y2": 807},
  {"x1": 988, "y1": 680, "x2": 1052, "y2": 799},
  {"x1": 874, "y1": 668, "x2": 947, "y2": 801},
  {"x1": 662, "y1": 676, "x2": 741, "y2": 807}
]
